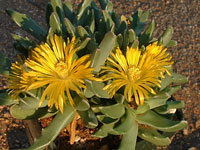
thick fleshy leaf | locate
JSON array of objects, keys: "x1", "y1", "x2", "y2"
[
  {"x1": 118, "y1": 120, "x2": 138, "y2": 150},
  {"x1": 131, "y1": 10, "x2": 149, "y2": 35},
  {"x1": 138, "y1": 127, "x2": 171, "y2": 146},
  {"x1": 64, "y1": 18, "x2": 76, "y2": 36},
  {"x1": 51, "y1": 0, "x2": 66, "y2": 34},
  {"x1": 136, "y1": 103, "x2": 150, "y2": 114},
  {"x1": 114, "y1": 94, "x2": 125, "y2": 104},
  {"x1": 154, "y1": 101, "x2": 185, "y2": 114},
  {"x1": 45, "y1": 2, "x2": 53, "y2": 25},
  {"x1": 63, "y1": 1, "x2": 74, "y2": 23},
  {"x1": 85, "y1": 81, "x2": 110, "y2": 98},
  {"x1": 0, "y1": 93, "x2": 17, "y2": 106},
  {"x1": 77, "y1": 0, "x2": 92, "y2": 21},
  {"x1": 91, "y1": 31, "x2": 116, "y2": 72},
  {"x1": 29, "y1": 104, "x2": 75, "y2": 150},
  {"x1": 10, "y1": 104, "x2": 35, "y2": 119},
  {"x1": 103, "y1": 10, "x2": 114, "y2": 31},
  {"x1": 86, "y1": 10, "x2": 95, "y2": 33},
  {"x1": 49, "y1": 12, "x2": 62, "y2": 35},
  {"x1": 113, "y1": 108, "x2": 135, "y2": 134},
  {"x1": 0, "y1": 51, "x2": 11, "y2": 75},
  {"x1": 78, "y1": 109, "x2": 98, "y2": 128},
  {"x1": 160, "y1": 73, "x2": 173, "y2": 90},
  {"x1": 76, "y1": 38, "x2": 90, "y2": 50},
  {"x1": 97, "y1": 115, "x2": 118, "y2": 124},
  {"x1": 136, "y1": 140, "x2": 157, "y2": 150},
  {"x1": 166, "y1": 40, "x2": 177, "y2": 47},
  {"x1": 99, "y1": 0, "x2": 108, "y2": 9},
  {"x1": 171, "y1": 72, "x2": 188, "y2": 84},
  {"x1": 136, "y1": 110, "x2": 187, "y2": 132},
  {"x1": 159, "y1": 26, "x2": 173, "y2": 47},
  {"x1": 139, "y1": 20, "x2": 155, "y2": 46},
  {"x1": 99, "y1": 103, "x2": 125, "y2": 119},
  {"x1": 128, "y1": 29, "x2": 136, "y2": 44},
  {"x1": 6, "y1": 9, "x2": 46, "y2": 41},
  {"x1": 146, "y1": 93, "x2": 170, "y2": 109},
  {"x1": 77, "y1": 26, "x2": 90, "y2": 38},
  {"x1": 12, "y1": 34, "x2": 36, "y2": 54},
  {"x1": 92, "y1": 123, "x2": 114, "y2": 138}
]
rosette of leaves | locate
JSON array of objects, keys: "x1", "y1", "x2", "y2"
[{"x1": 0, "y1": 0, "x2": 188, "y2": 150}]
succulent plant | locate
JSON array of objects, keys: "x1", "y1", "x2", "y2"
[{"x1": 0, "y1": 0, "x2": 188, "y2": 150}]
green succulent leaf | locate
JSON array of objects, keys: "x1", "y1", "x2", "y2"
[
  {"x1": 113, "y1": 108, "x2": 135, "y2": 134},
  {"x1": 105, "y1": 1, "x2": 114, "y2": 14},
  {"x1": 91, "y1": 31, "x2": 116, "y2": 72},
  {"x1": 77, "y1": 0, "x2": 92, "y2": 21},
  {"x1": 146, "y1": 93, "x2": 170, "y2": 109},
  {"x1": 6, "y1": 9, "x2": 46, "y2": 41},
  {"x1": 118, "y1": 120, "x2": 138, "y2": 150},
  {"x1": 131, "y1": 40, "x2": 139, "y2": 48},
  {"x1": 136, "y1": 110, "x2": 188, "y2": 132},
  {"x1": 78, "y1": 109, "x2": 98, "y2": 128},
  {"x1": 76, "y1": 37, "x2": 90, "y2": 50},
  {"x1": 77, "y1": 26, "x2": 90, "y2": 38},
  {"x1": 136, "y1": 140, "x2": 157, "y2": 150},
  {"x1": 114, "y1": 94, "x2": 125, "y2": 104},
  {"x1": 128, "y1": 29, "x2": 137, "y2": 44},
  {"x1": 86, "y1": 10, "x2": 95, "y2": 33},
  {"x1": 139, "y1": 20, "x2": 155, "y2": 46},
  {"x1": 171, "y1": 72, "x2": 188, "y2": 84},
  {"x1": 0, "y1": 51, "x2": 11, "y2": 75},
  {"x1": 64, "y1": 18, "x2": 76, "y2": 36},
  {"x1": 12, "y1": 34, "x2": 36, "y2": 55},
  {"x1": 117, "y1": 21, "x2": 128, "y2": 35},
  {"x1": 10, "y1": 104, "x2": 36, "y2": 119},
  {"x1": 166, "y1": 40, "x2": 177, "y2": 47},
  {"x1": 92, "y1": 123, "x2": 114, "y2": 138},
  {"x1": 45, "y1": 2, "x2": 53, "y2": 25},
  {"x1": 159, "y1": 26, "x2": 174, "y2": 47},
  {"x1": 0, "y1": 93, "x2": 17, "y2": 106},
  {"x1": 29, "y1": 104, "x2": 75, "y2": 150},
  {"x1": 136, "y1": 103, "x2": 150, "y2": 114},
  {"x1": 99, "y1": 103, "x2": 125, "y2": 119},
  {"x1": 50, "y1": 0, "x2": 66, "y2": 34},
  {"x1": 154, "y1": 101, "x2": 185, "y2": 114},
  {"x1": 160, "y1": 73, "x2": 173, "y2": 91},
  {"x1": 85, "y1": 81, "x2": 110, "y2": 98},
  {"x1": 138, "y1": 127, "x2": 171, "y2": 146},
  {"x1": 76, "y1": 99, "x2": 90, "y2": 111},
  {"x1": 103, "y1": 10, "x2": 114, "y2": 32},
  {"x1": 63, "y1": 1, "x2": 74, "y2": 23},
  {"x1": 131, "y1": 10, "x2": 149, "y2": 35},
  {"x1": 99, "y1": 0, "x2": 109, "y2": 10},
  {"x1": 97, "y1": 115, "x2": 118, "y2": 124},
  {"x1": 49, "y1": 12, "x2": 62, "y2": 35}
]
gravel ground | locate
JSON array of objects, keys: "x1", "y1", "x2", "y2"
[{"x1": 0, "y1": 0, "x2": 199, "y2": 149}]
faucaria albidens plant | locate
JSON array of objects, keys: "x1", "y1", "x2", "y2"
[{"x1": 0, "y1": 0, "x2": 188, "y2": 149}]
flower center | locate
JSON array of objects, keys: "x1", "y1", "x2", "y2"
[
  {"x1": 127, "y1": 65, "x2": 141, "y2": 82},
  {"x1": 55, "y1": 61, "x2": 69, "y2": 79}
]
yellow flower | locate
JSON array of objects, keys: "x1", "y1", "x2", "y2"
[
  {"x1": 146, "y1": 42, "x2": 173, "y2": 77},
  {"x1": 101, "y1": 46, "x2": 171, "y2": 105},
  {"x1": 7, "y1": 58, "x2": 36, "y2": 99},
  {"x1": 25, "y1": 35, "x2": 95, "y2": 112}
]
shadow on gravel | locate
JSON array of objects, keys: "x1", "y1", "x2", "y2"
[
  {"x1": 6, "y1": 127, "x2": 29, "y2": 150},
  {"x1": 169, "y1": 129, "x2": 200, "y2": 150}
]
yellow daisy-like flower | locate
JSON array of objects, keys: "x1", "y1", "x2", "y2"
[
  {"x1": 101, "y1": 46, "x2": 172, "y2": 105},
  {"x1": 7, "y1": 59, "x2": 36, "y2": 99},
  {"x1": 25, "y1": 35, "x2": 95, "y2": 112},
  {"x1": 146, "y1": 42, "x2": 173, "y2": 77}
]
